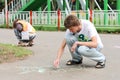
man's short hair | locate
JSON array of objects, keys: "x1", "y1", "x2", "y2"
[{"x1": 64, "y1": 15, "x2": 80, "y2": 29}]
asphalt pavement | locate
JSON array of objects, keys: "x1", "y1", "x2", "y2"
[{"x1": 0, "y1": 29, "x2": 120, "y2": 80}]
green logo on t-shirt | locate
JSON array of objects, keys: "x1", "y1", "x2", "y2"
[{"x1": 78, "y1": 34, "x2": 91, "y2": 42}]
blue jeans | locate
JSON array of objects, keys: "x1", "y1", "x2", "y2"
[{"x1": 65, "y1": 35, "x2": 106, "y2": 62}]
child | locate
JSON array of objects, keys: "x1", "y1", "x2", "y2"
[
  {"x1": 13, "y1": 19, "x2": 36, "y2": 46},
  {"x1": 54, "y1": 15, "x2": 106, "y2": 68}
]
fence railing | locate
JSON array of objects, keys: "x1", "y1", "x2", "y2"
[
  {"x1": 1, "y1": 10, "x2": 120, "y2": 27},
  {"x1": 0, "y1": 12, "x2": 4, "y2": 25},
  {"x1": 93, "y1": 10, "x2": 120, "y2": 26}
]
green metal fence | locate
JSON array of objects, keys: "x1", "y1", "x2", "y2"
[{"x1": 1, "y1": 10, "x2": 120, "y2": 27}]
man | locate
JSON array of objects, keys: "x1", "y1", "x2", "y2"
[
  {"x1": 13, "y1": 19, "x2": 36, "y2": 46},
  {"x1": 54, "y1": 15, "x2": 106, "y2": 68}
]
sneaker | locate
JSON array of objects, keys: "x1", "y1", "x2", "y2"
[
  {"x1": 18, "y1": 42, "x2": 28, "y2": 47},
  {"x1": 95, "y1": 60, "x2": 106, "y2": 69},
  {"x1": 66, "y1": 58, "x2": 83, "y2": 65},
  {"x1": 28, "y1": 40, "x2": 34, "y2": 46}
]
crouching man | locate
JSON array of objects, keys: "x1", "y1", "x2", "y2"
[{"x1": 53, "y1": 15, "x2": 106, "y2": 69}]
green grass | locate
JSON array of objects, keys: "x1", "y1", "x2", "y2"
[
  {"x1": 0, "y1": 43, "x2": 32, "y2": 63},
  {"x1": 1, "y1": 24, "x2": 120, "y2": 33},
  {"x1": 35, "y1": 26, "x2": 66, "y2": 31},
  {"x1": 0, "y1": 43, "x2": 32, "y2": 57},
  {"x1": 34, "y1": 26, "x2": 120, "y2": 33},
  {"x1": 96, "y1": 27, "x2": 120, "y2": 33}
]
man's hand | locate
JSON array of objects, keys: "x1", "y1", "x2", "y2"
[
  {"x1": 71, "y1": 41, "x2": 78, "y2": 52},
  {"x1": 53, "y1": 59, "x2": 60, "y2": 68}
]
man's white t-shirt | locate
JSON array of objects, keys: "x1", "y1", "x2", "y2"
[{"x1": 65, "y1": 19, "x2": 103, "y2": 49}]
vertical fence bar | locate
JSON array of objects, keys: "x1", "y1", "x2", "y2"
[
  {"x1": 90, "y1": 9, "x2": 92, "y2": 22},
  {"x1": 76, "y1": 0, "x2": 79, "y2": 18},
  {"x1": 63, "y1": 0, "x2": 66, "y2": 11},
  {"x1": 5, "y1": 0, "x2": 8, "y2": 28},
  {"x1": 57, "y1": 9, "x2": 61, "y2": 31},
  {"x1": 86, "y1": 0, "x2": 88, "y2": 20},
  {"x1": 47, "y1": 0, "x2": 51, "y2": 24},
  {"x1": 30, "y1": 10, "x2": 32, "y2": 25},
  {"x1": 6, "y1": 11, "x2": 9, "y2": 28},
  {"x1": 117, "y1": 0, "x2": 120, "y2": 25},
  {"x1": 104, "y1": 0, "x2": 108, "y2": 26}
]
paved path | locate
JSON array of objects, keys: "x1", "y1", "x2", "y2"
[{"x1": 0, "y1": 29, "x2": 120, "y2": 80}]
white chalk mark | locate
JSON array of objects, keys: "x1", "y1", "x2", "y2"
[
  {"x1": 17, "y1": 65, "x2": 94, "y2": 74},
  {"x1": 38, "y1": 68, "x2": 46, "y2": 73}
]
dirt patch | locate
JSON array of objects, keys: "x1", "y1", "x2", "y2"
[
  {"x1": 0, "y1": 52, "x2": 27, "y2": 63},
  {"x1": 0, "y1": 45, "x2": 32, "y2": 64}
]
